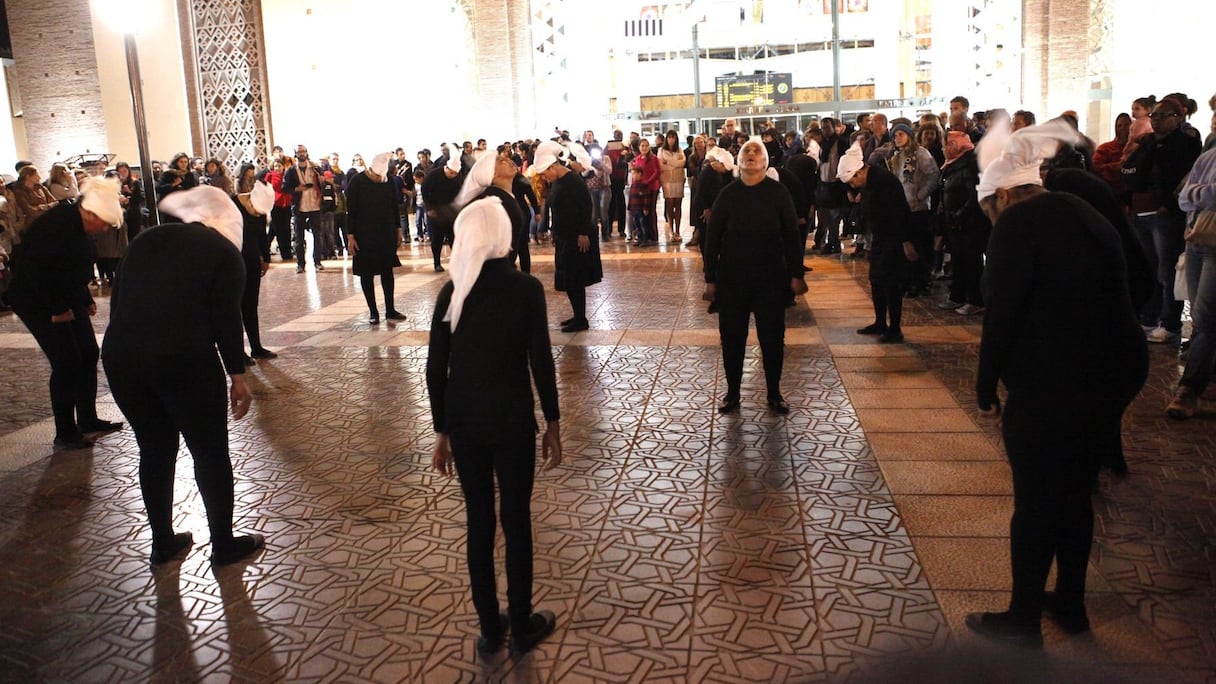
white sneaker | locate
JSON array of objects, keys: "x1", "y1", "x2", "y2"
[
  {"x1": 955, "y1": 304, "x2": 985, "y2": 316},
  {"x1": 1146, "y1": 326, "x2": 1180, "y2": 344}
]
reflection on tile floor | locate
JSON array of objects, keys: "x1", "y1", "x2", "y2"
[{"x1": 0, "y1": 237, "x2": 1213, "y2": 682}]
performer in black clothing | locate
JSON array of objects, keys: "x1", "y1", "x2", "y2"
[
  {"x1": 427, "y1": 197, "x2": 562, "y2": 656},
  {"x1": 532, "y1": 141, "x2": 603, "y2": 332},
  {"x1": 965, "y1": 121, "x2": 1148, "y2": 649},
  {"x1": 838, "y1": 143, "x2": 918, "y2": 343},
  {"x1": 346, "y1": 153, "x2": 405, "y2": 324},
  {"x1": 454, "y1": 150, "x2": 529, "y2": 273},
  {"x1": 421, "y1": 156, "x2": 464, "y2": 272},
  {"x1": 7, "y1": 178, "x2": 125, "y2": 449},
  {"x1": 783, "y1": 149, "x2": 819, "y2": 257},
  {"x1": 702, "y1": 139, "x2": 808, "y2": 414},
  {"x1": 512, "y1": 171, "x2": 539, "y2": 273},
  {"x1": 103, "y1": 186, "x2": 265, "y2": 568},
  {"x1": 234, "y1": 180, "x2": 277, "y2": 360},
  {"x1": 939, "y1": 131, "x2": 991, "y2": 312},
  {"x1": 689, "y1": 146, "x2": 734, "y2": 248}
]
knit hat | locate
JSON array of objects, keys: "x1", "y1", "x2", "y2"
[
  {"x1": 836, "y1": 142, "x2": 866, "y2": 182},
  {"x1": 890, "y1": 123, "x2": 915, "y2": 141},
  {"x1": 159, "y1": 185, "x2": 243, "y2": 250},
  {"x1": 976, "y1": 118, "x2": 1081, "y2": 201},
  {"x1": 79, "y1": 176, "x2": 124, "y2": 227},
  {"x1": 444, "y1": 197, "x2": 512, "y2": 331}
]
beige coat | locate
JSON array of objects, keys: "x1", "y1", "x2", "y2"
[{"x1": 659, "y1": 148, "x2": 686, "y2": 199}]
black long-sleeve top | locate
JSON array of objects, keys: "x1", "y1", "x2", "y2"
[
  {"x1": 481, "y1": 185, "x2": 527, "y2": 248},
  {"x1": 7, "y1": 203, "x2": 96, "y2": 317},
  {"x1": 102, "y1": 223, "x2": 247, "y2": 376},
  {"x1": 702, "y1": 177, "x2": 802, "y2": 291},
  {"x1": 421, "y1": 167, "x2": 463, "y2": 209},
  {"x1": 860, "y1": 165, "x2": 913, "y2": 250},
  {"x1": 1122, "y1": 129, "x2": 1202, "y2": 216},
  {"x1": 977, "y1": 192, "x2": 1147, "y2": 409},
  {"x1": 690, "y1": 167, "x2": 731, "y2": 228},
  {"x1": 513, "y1": 174, "x2": 540, "y2": 216},
  {"x1": 235, "y1": 197, "x2": 272, "y2": 265},
  {"x1": 156, "y1": 169, "x2": 197, "y2": 199},
  {"x1": 427, "y1": 258, "x2": 559, "y2": 440}
]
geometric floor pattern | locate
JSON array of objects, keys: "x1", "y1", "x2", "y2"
[{"x1": 0, "y1": 233, "x2": 1213, "y2": 683}]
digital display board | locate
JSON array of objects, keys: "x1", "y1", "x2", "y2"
[{"x1": 714, "y1": 73, "x2": 793, "y2": 107}]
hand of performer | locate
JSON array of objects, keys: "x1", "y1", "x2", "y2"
[
  {"x1": 87, "y1": 303, "x2": 98, "y2": 316},
  {"x1": 432, "y1": 433, "x2": 454, "y2": 476},
  {"x1": 542, "y1": 421, "x2": 562, "y2": 471},
  {"x1": 578, "y1": 235, "x2": 590, "y2": 252},
  {"x1": 790, "y1": 277, "x2": 808, "y2": 296},
  {"x1": 229, "y1": 374, "x2": 252, "y2": 420},
  {"x1": 346, "y1": 235, "x2": 359, "y2": 256},
  {"x1": 260, "y1": 261, "x2": 270, "y2": 277},
  {"x1": 978, "y1": 398, "x2": 1002, "y2": 428},
  {"x1": 902, "y1": 241, "x2": 919, "y2": 262},
  {"x1": 51, "y1": 309, "x2": 75, "y2": 323},
  {"x1": 702, "y1": 283, "x2": 716, "y2": 303}
]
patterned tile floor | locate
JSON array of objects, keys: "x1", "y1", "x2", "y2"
[{"x1": 0, "y1": 233, "x2": 1213, "y2": 683}]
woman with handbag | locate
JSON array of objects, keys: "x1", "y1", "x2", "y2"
[{"x1": 1167, "y1": 147, "x2": 1216, "y2": 418}]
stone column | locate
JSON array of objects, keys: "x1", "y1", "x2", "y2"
[{"x1": 1021, "y1": 0, "x2": 1089, "y2": 120}]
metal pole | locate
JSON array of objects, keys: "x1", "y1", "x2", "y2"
[
  {"x1": 830, "y1": 0, "x2": 841, "y2": 117},
  {"x1": 124, "y1": 32, "x2": 160, "y2": 226},
  {"x1": 692, "y1": 24, "x2": 702, "y2": 134}
]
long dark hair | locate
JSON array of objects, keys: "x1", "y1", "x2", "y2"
[{"x1": 662, "y1": 129, "x2": 681, "y2": 153}]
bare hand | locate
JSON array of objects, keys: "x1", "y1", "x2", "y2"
[
  {"x1": 542, "y1": 422, "x2": 562, "y2": 471},
  {"x1": 51, "y1": 309, "x2": 75, "y2": 323},
  {"x1": 701, "y1": 210, "x2": 711, "y2": 223},
  {"x1": 87, "y1": 303, "x2": 97, "y2": 316},
  {"x1": 432, "y1": 433, "x2": 454, "y2": 476},
  {"x1": 978, "y1": 403, "x2": 1002, "y2": 428},
  {"x1": 903, "y1": 242, "x2": 919, "y2": 262},
  {"x1": 790, "y1": 278, "x2": 808, "y2": 296},
  {"x1": 260, "y1": 261, "x2": 270, "y2": 277},
  {"x1": 346, "y1": 235, "x2": 359, "y2": 256},
  {"x1": 702, "y1": 283, "x2": 717, "y2": 302},
  {"x1": 578, "y1": 235, "x2": 590, "y2": 252},
  {"x1": 229, "y1": 375, "x2": 252, "y2": 419}
]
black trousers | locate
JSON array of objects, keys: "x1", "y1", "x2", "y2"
[
  {"x1": 431, "y1": 219, "x2": 452, "y2": 268},
  {"x1": 909, "y1": 211, "x2": 934, "y2": 289},
  {"x1": 17, "y1": 308, "x2": 101, "y2": 439},
  {"x1": 451, "y1": 432, "x2": 536, "y2": 636},
  {"x1": 1002, "y1": 394, "x2": 1118, "y2": 620},
  {"x1": 513, "y1": 233, "x2": 531, "y2": 274},
  {"x1": 717, "y1": 287, "x2": 786, "y2": 399},
  {"x1": 103, "y1": 354, "x2": 235, "y2": 546},
  {"x1": 242, "y1": 267, "x2": 265, "y2": 354},
  {"x1": 359, "y1": 269, "x2": 396, "y2": 315},
  {"x1": 947, "y1": 226, "x2": 988, "y2": 306},
  {"x1": 269, "y1": 206, "x2": 293, "y2": 259},
  {"x1": 609, "y1": 177, "x2": 627, "y2": 232}
]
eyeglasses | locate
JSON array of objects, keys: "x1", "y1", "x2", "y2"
[{"x1": 1150, "y1": 113, "x2": 1179, "y2": 121}]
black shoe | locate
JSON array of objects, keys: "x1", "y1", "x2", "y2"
[
  {"x1": 559, "y1": 317, "x2": 575, "y2": 327},
  {"x1": 369, "y1": 313, "x2": 380, "y2": 325},
  {"x1": 251, "y1": 349, "x2": 278, "y2": 360},
  {"x1": 964, "y1": 611, "x2": 1043, "y2": 649},
  {"x1": 315, "y1": 262, "x2": 325, "y2": 271},
  {"x1": 878, "y1": 331, "x2": 905, "y2": 344},
  {"x1": 768, "y1": 396, "x2": 790, "y2": 414},
  {"x1": 244, "y1": 355, "x2": 256, "y2": 367},
  {"x1": 385, "y1": 311, "x2": 407, "y2": 321},
  {"x1": 434, "y1": 265, "x2": 445, "y2": 273},
  {"x1": 510, "y1": 610, "x2": 556, "y2": 655},
  {"x1": 53, "y1": 435, "x2": 93, "y2": 450},
  {"x1": 1042, "y1": 592, "x2": 1090, "y2": 634},
  {"x1": 79, "y1": 419, "x2": 123, "y2": 434},
  {"x1": 560, "y1": 318, "x2": 589, "y2": 333},
  {"x1": 856, "y1": 323, "x2": 887, "y2": 335},
  {"x1": 477, "y1": 613, "x2": 510, "y2": 656},
  {"x1": 718, "y1": 395, "x2": 741, "y2": 414},
  {"x1": 150, "y1": 532, "x2": 194, "y2": 566},
  {"x1": 211, "y1": 534, "x2": 266, "y2": 566},
  {"x1": 296, "y1": 266, "x2": 305, "y2": 274}
]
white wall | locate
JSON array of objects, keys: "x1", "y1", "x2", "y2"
[
  {"x1": 91, "y1": 0, "x2": 193, "y2": 166},
  {"x1": 0, "y1": 66, "x2": 21, "y2": 169}
]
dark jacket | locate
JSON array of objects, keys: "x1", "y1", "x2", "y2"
[
  {"x1": 784, "y1": 152, "x2": 819, "y2": 217},
  {"x1": 156, "y1": 168, "x2": 197, "y2": 199},
  {"x1": 7, "y1": 203, "x2": 96, "y2": 318},
  {"x1": 234, "y1": 197, "x2": 272, "y2": 267},
  {"x1": 939, "y1": 150, "x2": 987, "y2": 232},
  {"x1": 1122, "y1": 129, "x2": 1202, "y2": 216},
  {"x1": 345, "y1": 171, "x2": 403, "y2": 276},
  {"x1": 702, "y1": 177, "x2": 802, "y2": 294},
  {"x1": 547, "y1": 170, "x2": 602, "y2": 290},
  {"x1": 691, "y1": 166, "x2": 732, "y2": 229},
  {"x1": 860, "y1": 165, "x2": 914, "y2": 284},
  {"x1": 282, "y1": 162, "x2": 325, "y2": 210},
  {"x1": 427, "y1": 258, "x2": 559, "y2": 440}
]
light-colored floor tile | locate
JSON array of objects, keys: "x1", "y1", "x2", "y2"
[
  {"x1": 881, "y1": 461, "x2": 1013, "y2": 495},
  {"x1": 868, "y1": 433, "x2": 1003, "y2": 461},
  {"x1": 828, "y1": 344, "x2": 919, "y2": 358},
  {"x1": 847, "y1": 388, "x2": 959, "y2": 409},
  {"x1": 834, "y1": 356, "x2": 929, "y2": 373},
  {"x1": 894, "y1": 495, "x2": 1014, "y2": 537},
  {"x1": 838, "y1": 371, "x2": 945, "y2": 389},
  {"x1": 855, "y1": 408, "x2": 981, "y2": 433}
]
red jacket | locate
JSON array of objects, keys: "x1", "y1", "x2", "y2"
[
  {"x1": 1091, "y1": 139, "x2": 1127, "y2": 197},
  {"x1": 268, "y1": 170, "x2": 292, "y2": 208},
  {"x1": 632, "y1": 152, "x2": 660, "y2": 192}
]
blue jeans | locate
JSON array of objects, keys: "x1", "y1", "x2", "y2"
[
  {"x1": 589, "y1": 186, "x2": 608, "y2": 236},
  {"x1": 815, "y1": 207, "x2": 841, "y2": 248},
  {"x1": 1182, "y1": 241, "x2": 1216, "y2": 392},
  {"x1": 415, "y1": 203, "x2": 428, "y2": 238},
  {"x1": 1133, "y1": 212, "x2": 1186, "y2": 333},
  {"x1": 293, "y1": 209, "x2": 323, "y2": 268}
]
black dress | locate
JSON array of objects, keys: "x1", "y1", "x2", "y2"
[
  {"x1": 345, "y1": 172, "x2": 402, "y2": 277},
  {"x1": 548, "y1": 171, "x2": 602, "y2": 291}
]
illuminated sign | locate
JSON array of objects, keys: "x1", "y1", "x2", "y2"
[{"x1": 714, "y1": 73, "x2": 794, "y2": 107}]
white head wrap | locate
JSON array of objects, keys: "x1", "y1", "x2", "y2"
[
  {"x1": 765, "y1": 167, "x2": 780, "y2": 182},
  {"x1": 527, "y1": 140, "x2": 567, "y2": 177},
  {"x1": 453, "y1": 150, "x2": 497, "y2": 210},
  {"x1": 836, "y1": 142, "x2": 866, "y2": 182},
  {"x1": 737, "y1": 136, "x2": 769, "y2": 169},
  {"x1": 976, "y1": 118, "x2": 1081, "y2": 201},
  {"x1": 443, "y1": 197, "x2": 512, "y2": 331},
  {"x1": 80, "y1": 176, "x2": 124, "y2": 227},
  {"x1": 445, "y1": 154, "x2": 462, "y2": 174},
  {"x1": 805, "y1": 139, "x2": 822, "y2": 161},
  {"x1": 250, "y1": 180, "x2": 274, "y2": 216},
  {"x1": 705, "y1": 146, "x2": 735, "y2": 172},
  {"x1": 563, "y1": 141, "x2": 592, "y2": 171},
  {"x1": 370, "y1": 152, "x2": 392, "y2": 178},
  {"x1": 159, "y1": 185, "x2": 243, "y2": 251}
]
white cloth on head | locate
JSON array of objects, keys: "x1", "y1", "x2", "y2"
[
  {"x1": 159, "y1": 185, "x2": 243, "y2": 251},
  {"x1": 79, "y1": 176, "x2": 124, "y2": 227},
  {"x1": 805, "y1": 139, "x2": 822, "y2": 160},
  {"x1": 765, "y1": 167, "x2": 780, "y2": 182},
  {"x1": 705, "y1": 146, "x2": 735, "y2": 172},
  {"x1": 453, "y1": 151, "x2": 497, "y2": 210},
  {"x1": 445, "y1": 154, "x2": 462, "y2": 174},
  {"x1": 836, "y1": 142, "x2": 865, "y2": 182},
  {"x1": 976, "y1": 118, "x2": 1081, "y2": 201},
  {"x1": 737, "y1": 136, "x2": 769, "y2": 169},
  {"x1": 527, "y1": 140, "x2": 567, "y2": 177},
  {"x1": 250, "y1": 180, "x2": 274, "y2": 216},
  {"x1": 563, "y1": 141, "x2": 592, "y2": 171},
  {"x1": 443, "y1": 197, "x2": 513, "y2": 331},
  {"x1": 370, "y1": 152, "x2": 391, "y2": 178}
]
